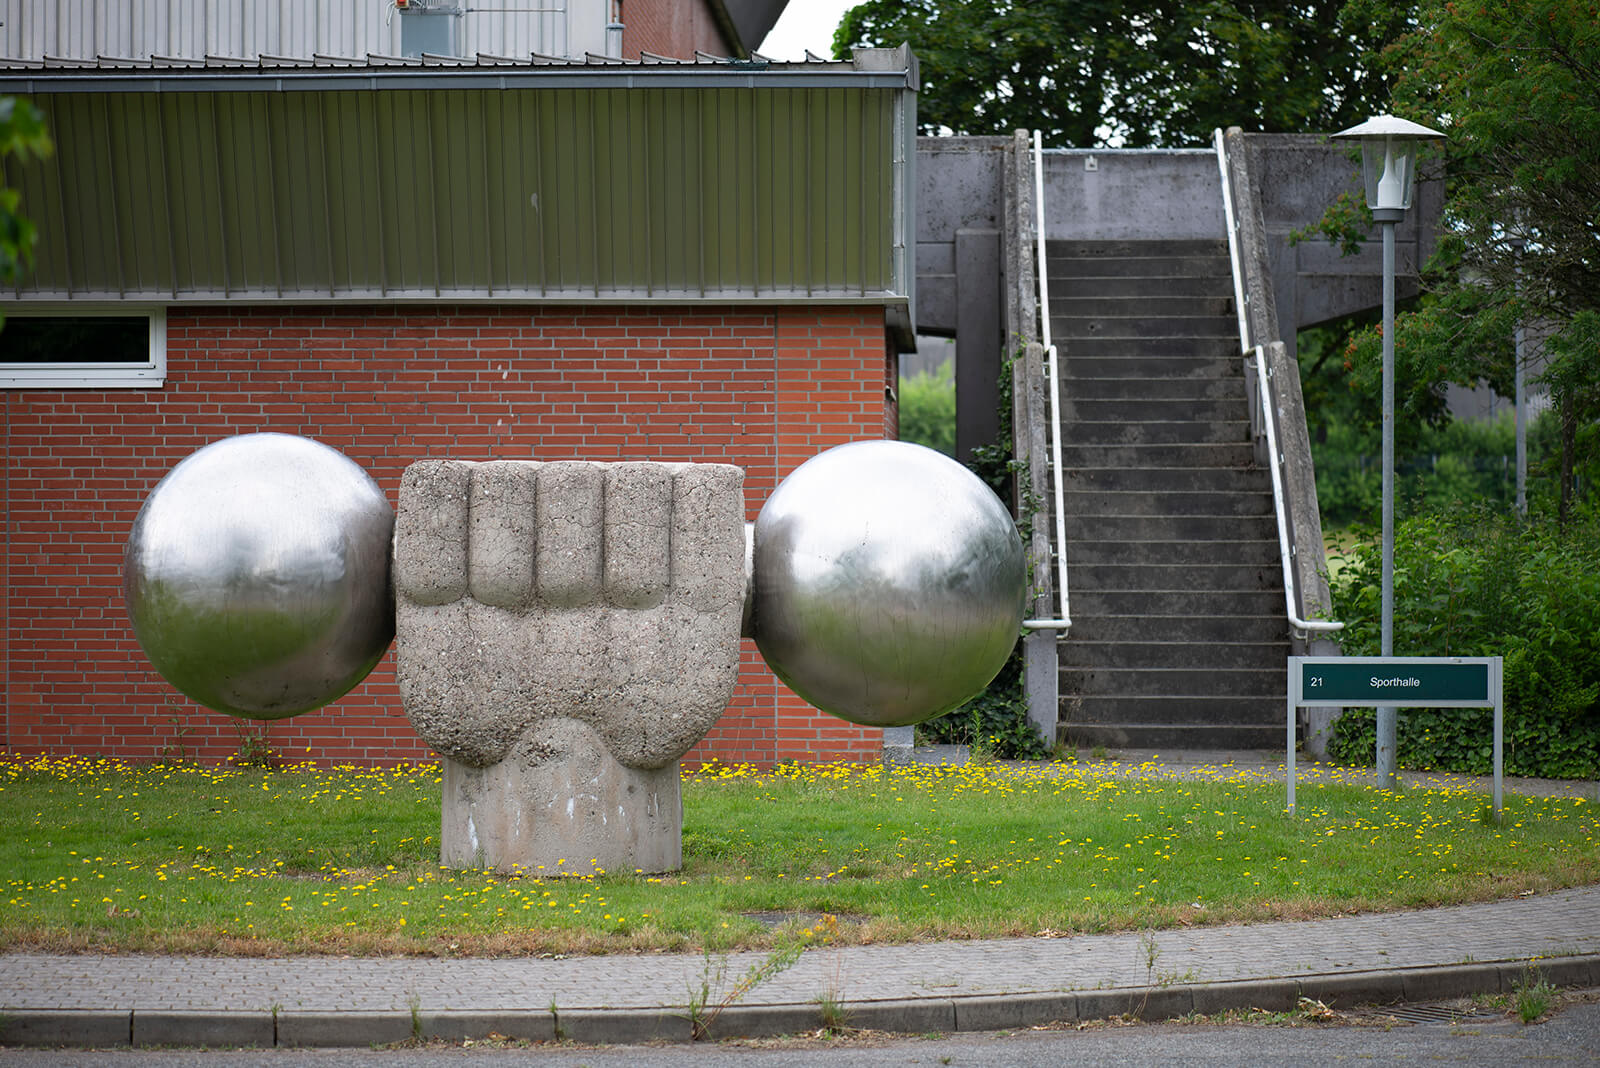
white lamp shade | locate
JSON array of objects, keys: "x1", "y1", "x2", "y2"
[
  {"x1": 1363, "y1": 137, "x2": 1415, "y2": 211},
  {"x1": 1331, "y1": 114, "x2": 1445, "y2": 216}
]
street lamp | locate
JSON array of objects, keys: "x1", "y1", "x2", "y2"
[{"x1": 1330, "y1": 114, "x2": 1445, "y2": 789}]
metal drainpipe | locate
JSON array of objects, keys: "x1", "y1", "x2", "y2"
[{"x1": 606, "y1": 0, "x2": 624, "y2": 59}]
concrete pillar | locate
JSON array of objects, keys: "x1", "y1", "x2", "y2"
[
  {"x1": 954, "y1": 228, "x2": 1002, "y2": 463},
  {"x1": 441, "y1": 724, "x2": 683, "y2": 875}
]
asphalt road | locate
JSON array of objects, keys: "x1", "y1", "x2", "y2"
[{"x1": 5, "y1": 992, "x2": 1599, "y2": 1067}]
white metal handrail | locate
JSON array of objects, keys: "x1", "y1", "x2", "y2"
[
  {"x1": 1216, "y1": 130, "x2": 1342, "y2": 637},
  {"x1": 1214, "y1": 128, "x2": 1253, "y2": 354},
  {"x1": 1251, "y1": 343, "x2": 1342, "y2": 635},
  {"x1": 1022, "y1": 129, "x2": 1071, "y2": 632}
]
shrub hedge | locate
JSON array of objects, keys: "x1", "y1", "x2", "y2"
[{"x1": 1326, "y1": 505, "x2": 1600, "y2": 778}]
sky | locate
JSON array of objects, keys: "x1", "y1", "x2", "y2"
[{"x1": 756, "y1": 0, "x2": 859, "y2": 61}]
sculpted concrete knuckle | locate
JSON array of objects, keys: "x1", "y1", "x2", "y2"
[
  {"x1": 394, "y1": 460, "x2": 471, "y2": 607},
  {"x1": 467, "y1": 460, "x2": 537, "y2": 609},
  {"x1": 535, "y1": 461, "x2": 606, "y2": 609},
  {"x1": 393, "y1": 458, "x2": 745, "y2": 873}
]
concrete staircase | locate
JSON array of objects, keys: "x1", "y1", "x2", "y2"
[{"x1": 1048, "y1": 239, "x2": 1289, "y2": 750}]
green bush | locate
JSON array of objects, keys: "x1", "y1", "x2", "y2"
[
  {"x1": 1326, "y1": 505, "x2": 1600, "y2": 778},
  {"x1": 898, "y1": 360, "x2": 956, "y2": 456}
]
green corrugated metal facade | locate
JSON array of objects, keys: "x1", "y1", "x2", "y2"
[{"x1": 2, "y1": 66, "x2": 913, "y2": 308}]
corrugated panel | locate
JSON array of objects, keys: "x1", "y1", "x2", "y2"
[
  {"x1": 459, "y1": 5, "x2": 570, "y2": 60},
  {"x1": 3, "y1": 83, "x2": 905, "y2": 303},
  {"x1": 0, "y1": 1, "x2": 577, "y2": 61}
]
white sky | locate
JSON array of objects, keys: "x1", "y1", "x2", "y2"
[{"x1": 757, "y1": 0, "x2": 859, "y2": 61}]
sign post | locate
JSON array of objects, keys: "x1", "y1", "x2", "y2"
[{"x1": 1287, "y1": 656, "x2": 1502, "y2": 817}]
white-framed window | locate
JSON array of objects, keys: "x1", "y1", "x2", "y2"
[{"x1": 0, "y1": 306, "x2": 166, "y2": 389}]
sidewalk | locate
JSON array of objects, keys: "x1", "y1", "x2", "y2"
[{"x1": 4, "y1": 757, "x2": 1599, "y2": 1049}]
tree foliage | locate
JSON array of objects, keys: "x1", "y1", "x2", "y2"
[
  {"x1": 834, "y1": 0, "x2": 1413, "y2": 145},
  {"x1": 1322, "y1": 0, "x2": 1600, "y2": 518},
  {"x1": 0, "y1": 96, "x2": 52, "y2": 288},
  {"x1": 897, "y1": 360, "x2": 956, "y2": 456}
]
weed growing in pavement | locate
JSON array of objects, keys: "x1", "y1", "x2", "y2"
[
  {"x1": 1513, "y1": 962, "x2": 1557, "y2": 1023},
  {"x1": 815, "y1": 989, "x2": 851, "y2": 1035},
  {"x1": 809, "y1": 912, "x2": 850, "y2": 1034},
  {"x1": 685, "y1": 934, "x2": 806, "y2": 1040}
]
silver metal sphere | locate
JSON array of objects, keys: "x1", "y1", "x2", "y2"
[
  {"x1": 752, "y1": 440, "x2": 1026, "y2": 727},
  {"x1": 123, "y1": 433, "x2": 395, "y2": 720}
]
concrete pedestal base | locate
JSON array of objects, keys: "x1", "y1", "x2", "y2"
[{"x1": 440, "y1": 723, "x2": 682, "y2": 876}]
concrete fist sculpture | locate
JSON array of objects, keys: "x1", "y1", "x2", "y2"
[
  {"x1": 393, "y1": 460, "x2": 744, "y2": 873},
  {"x1": 124, "y1": 434, "x2": 1026, "y2": 874}
]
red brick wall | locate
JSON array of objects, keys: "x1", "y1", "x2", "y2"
[
  {"x1": 621, "y1": 0, "x2": 732, "y2": 60},
  {"x1": 1, "y1": 304, "x2": 889, "y2": 768}
]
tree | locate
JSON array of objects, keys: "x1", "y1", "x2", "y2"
[
  {"x1": 0, "y1": 96, "x2": 52, "y2": 289},
  {"x1": 1333, "y1": 0, "x2": 1600, "y2": 520},
  {"x1": 833, "y1": 0, "x2": 1415, "y2": 146}
]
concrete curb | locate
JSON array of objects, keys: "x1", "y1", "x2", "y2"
[{"x1": 4, "y1": 955, "x2": 1597, "y2": 1049}]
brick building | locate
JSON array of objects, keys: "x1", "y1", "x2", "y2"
[{"x1": 0, "y1": 5, "x2": 919, "y2": 767}]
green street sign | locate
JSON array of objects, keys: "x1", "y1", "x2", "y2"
[
  {"x1": 1297, "y1": 658, "x2": 1491, "y2": 706},
  {"x1": 1286, "y1": 655, "x2": 1503, "y2": 819}
]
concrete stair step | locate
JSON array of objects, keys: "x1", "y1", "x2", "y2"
[
  {"x1": 1056, "y1": 274, "x2": 1234, "y2": 299},
  {"x1": 1069, "y1": 514, "x2": 1278, "y2": 541},
  {"x1": 1063, "y1": 694, "x2": 1285, "y2": 726},
  {"x1": 1065, "y1": 614, "x2": 1289, "y2": 643},
  {"x1": 1061, "y1": 397, "x2": 1249, "y2": 423},
  {"x1": 1066, "y1": 537, "x2": 1279, "y2": 565},
  {"x1": 1055, "y1": 337, "x2": 1240, "y2": 357},
  {"x1": 1062, "y1": 666, "x2": 1286, "y2": 698},
  {"x1": 1049, "y1": 239, "x2": 1230, "y2": 258},
  {"x1": 1058, "y1": 721, "x2": 1286, "y2": 750},
  {"x1": 1062, "y1": 642, "x2": 1286, "y2": 668},
  {"x1": 1061, "y1": 376, "x2": 1245, "y2": 400},
  {"x1": 1054, "y1": 316, "x2": 1239, "y2": 340},
  {"x1": 1064, "y1": 467, "x2": 1267, "y2": 493},
  {"x1": 1051, "y1": 294, "x2": 1236, "y2": 319},
  {"x1": 1060, "y1": 351, "x2": 1240, "y2": 374},
  {"x1": 1059, "y1": 442, "x2": 1258, "y2": 468},
  {"x1": 1062, "y1": 640, "x2": 1289, "y2": 670},
  {"x1": 1047, "y1": 255, "x2": 1233, "y2": 279},
  {"x1": 1070, "y1": 588, "x2": 1285, "y2": 616},
  {"x1": 1060, "y1": 419, "x2": 1251, "y2": 446},
  {"x1": 1049, "y1": 255, "x2": 1235, "y2": 279},
  {"x1": 1065, "y1": 489, "x2": 1272, "y2": 517},
  {"x1": 1072, "y1": 562, "x2": 1282, "y2": 591}
]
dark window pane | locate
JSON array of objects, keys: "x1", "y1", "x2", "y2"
[{"x1": 0, "y1": 317, "x2": 149, "y2": 364}]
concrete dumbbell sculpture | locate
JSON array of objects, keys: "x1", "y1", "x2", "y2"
[{"x1": 125, "y1": 435, "x2": 1025, "y2": 874}]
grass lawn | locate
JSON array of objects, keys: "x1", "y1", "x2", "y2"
[{"x1": 2, "y1": 755, "x2": 1595, "y2": 957}]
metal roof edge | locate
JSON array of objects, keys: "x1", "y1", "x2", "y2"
[
  {"x1": 0, "y1": 58, "x2": 914, "y2": 94},
  {"x1": 0, "y1": 292, "x2": 912, "y2": 308}
]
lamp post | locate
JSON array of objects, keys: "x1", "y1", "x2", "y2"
[
  {"x1": 1508, "y1": 227, "x2": 1528, "y2": 518},
  {"x1": 1331, "y1": 114, "x2": 1445, "y2": 789}
]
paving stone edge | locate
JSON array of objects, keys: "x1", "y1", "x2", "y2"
[{"x1": 4, "y1": 955, "x2": 1597, "y2": 1049}]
